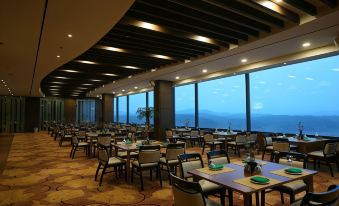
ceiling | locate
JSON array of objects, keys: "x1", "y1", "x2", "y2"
[
  {"x1": 41, "y1": 0, "x2": 339, "y2": 97},
  {"x1": 1, "y1": 0, "x2": 338, "y2": 98},
  {"x1": 0, "y1": 0, "x2": 134, "y2": 97}
]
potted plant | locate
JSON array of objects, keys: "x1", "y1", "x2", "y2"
[{"x1": 136, "y1": 107, "x2": 154, "y2": 130}]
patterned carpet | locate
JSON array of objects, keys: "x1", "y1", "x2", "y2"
[{"x1": 0, "y1": 132, "x2": 338, "y2": 206}]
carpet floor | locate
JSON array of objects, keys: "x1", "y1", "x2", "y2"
[{"x1": 0, "y1": 132, "x2": 338, "y2": 206}]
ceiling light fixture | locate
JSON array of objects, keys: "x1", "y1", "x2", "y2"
[
  {"x1": 151, "y1": 54, "x2": 172, "y2": 60},
  {"x1": 103, "y1": 73, "x2": 118, "y2": 76},
  {"x1": 241, "y1": 58, "x2": 248, "y2": 63},
  {"x1": 192, "y1": 35, "x2": 213, "y2": 43},
  {"x1": 302, "y1": 42, "x2": 311, "y2": 47},
  {"x1": 175, "y1": 76, "x2": 180, "y2": 80},
  {"x1": 122, "y1": 89, "x2": 125, "y2": 92},
  {"x1": 134, "y1": 86, "x2": 138, "y2": 89},
  {"x1": 128, "y1": 75, "x2": 132, "y2": 79},
  {"x1": 51, "y1": 82, "x2": 64, "y2": 84},
  {"x1": 97, "y1": 45, "x2": 125, "y2": 53},
  {"x1": 55, "y1": 76, "x2": 68, "y2": 79},
  {"x1": 56, "y1": 55, "x2": 61, "y2": 58},
  {"x1": 74, "y1": 60, "x2": 97, "y2": 64},
  {"x1": 151, "y1": 69, "x2": 156, "y2": 72},
  {"x1": 122, "y1": 65, "x2": 140, "y2": 69},
  {"x1": 202, "y1": 69, "x2": 208, "y2": 73},
  {"x1": 62, "y1": 69, "x2": 79, "y2": 73},
  {"x1": 67, "y1": 34, "x2": 73, "y2": 38},
  {"x1": 91, "y1": 79, "x2": 101, "y2": 82}
]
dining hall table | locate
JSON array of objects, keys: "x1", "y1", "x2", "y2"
[
  {"x1": 188, "y1": 160, "x2": 318, "y2": 206},
  {"x1": 275, "y1": 136, "x2": 328, "y2": 153}
]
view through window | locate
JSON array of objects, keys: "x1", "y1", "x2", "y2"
[
  {"x1": 129, "y1": 93, "x2": 146, "y2": 124},
  {"x1": 118, "y1": 96, "x2": 127, "y2": 123},
  {"x1": 175, "y1": 84, "x2": 195, "y2": 127}
]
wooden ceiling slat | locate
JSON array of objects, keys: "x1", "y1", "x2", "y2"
[
  {"x1": 283, "y1": 0, "x2": 317, "y2": 16},
  {"x1": 137, "y1": 0, "x2": 259, "y2": 37},
  {"x1": 168, "y1": 0, "x2": 271, "y2": 32},
  {"x1": 202, "y1": 0, "x2": 285, "y2": 28},
  {"x1": 321, "y1": 0, "x2": 337, "y2": 8}
]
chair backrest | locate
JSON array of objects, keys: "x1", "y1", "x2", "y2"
[
  {"x1": 203, "y1": 134, "x2": 214, "y2": 142},
  {"x1": 323, "y1": 142, "x2": 337, "y2": 156},
  {"x1": 273, "y1": 142, "x2": 290, "y2": 152},
  {"x1": 166, "y1": 130, "x2": 173, "y2": 138},
  {"x1": 71, "y1": 136, "x2": 78, "y2": 145},
  {"x1": 249, "y1": 133, "x2": 257, "y2": 142},
  {"x1": 207, "y1": 149, "x2": 230, "y2": 165},
  {"x1": 178, "y1": 153, "x2": 204, "y2": 179},
  {"x1": 257, "y1": 133, "x2": 266, "y2": 149},
  {"x1": 97, "y1": 136, "x2": 111, "y2": 145},
  {"x1": 274, "y1": 151, "x2": 307, "y2": 168},
  {"x1": 170, "y1": 173, "x2": 206, "y2": 206},
  {"x1": 236, "y1": 135, "x2": 247, "y2": 143},
  {"x1": 78, "y1": 130, "x2": 86, "y2": 137},
  {"x1": 301, "y1": 184, "x2": 339, "y2": 206},
  {"x1": 191, "y1": 130, "x2": 199, "y2": 137},
  {"x1": 165, "y1": 143, "x2": 185, "y2": 160},
  {"x1": 265, "y1": 136, "x2": 273, "y2": 146},
  {"x1": 138, "y1": 145, "x2": 161, "y2": 164},
  {"x1": 97, "y1": 144, "x2": 109, "y2": 162}
]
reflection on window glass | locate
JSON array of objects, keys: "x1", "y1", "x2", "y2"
[
  {"x1": 199, "y1": 75, "x2": 246, "y2": 130},
  {"x1": 113, "y1": 97, "x2": 117, "y2": 122},
  {"x1": 175, "y1": 84, "x2": 195, "y2": 127},
  {"x1": 118, "y1": 96, "x2": 127, "y2": 123},
  {"x1": 129, "y1": 93, "x2": 146, "y2": 124},
  {"x1": 76, "y1": 99, "x2": 96, "y2": 123},
  {"x1": 148, "y1": 91, "x2": 154, "y2": 124},
  {"x1": 251, "y1": 55, "x2": 339, "y2": 136}
]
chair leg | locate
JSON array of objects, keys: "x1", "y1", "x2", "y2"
[
  {"x1": 228, "y1": 189, "x2": 233, "y2": 206},
  {"x1": 139, "y1": 169, "x2": 144, "y2": 191},
  {"x1": 220, "y1": 189, "x2": 226, "y2": 206},
  {"x1": 131, "y1": 165, "x2": 134, "y2": 183},
  {"x1": 325, "y1": 157, "x2": 334, "y2": 177},
  {"x1": 255, "y1": 192, "x2": 259, "y2": 206},
  {"x1": 72, "y1": 146, "x2": 78, "y2": 159},
  {"x1": 150, "y1": 168, "x2": 153, "y2": 180},
  {"x1": 202, "y1": 142, "x2": 205, "y2": 154},
  {"x1": 70, "y1": 146, "x2": 74, "y2": 158},
  {"x1": 158, "y1": 165, "x2": 162, "y2": 187},
  {"x1": 95, "y1": 162, "x2": 101, "y2": 181},
  {"x1": 99, "y1": 164, "x2": 108, "y2": 186},
  {"x1": 280, "y1": 192, "x2": 284, "y2": 204},
  {"x1": 289, "y1": 192, "x2": 295, "y2": 204},
  {"x1": 167, "y1": 166, "x2": 172, "y2": 185},
  {"x1": 261, "y1": 149, "x2": 266, "y2": 160}
]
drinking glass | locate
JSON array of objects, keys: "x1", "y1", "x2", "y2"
[{"x1": 287, "y1": 155, "x2": 293, "y2": 167}]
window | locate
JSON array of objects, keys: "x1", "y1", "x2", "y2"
[
  {"x1": 129, "y1": 93, "x2": 146, "y2": 124},
  {"x1": 148, "y1": 91, "x2": 154, "y2": 124},
  {"x1": 113, "y1": 97, "x2": 117, "y2": 122},
  {"x1": 198, "y1": 75, "x2": 246, "y2": 130},
  {"x1": 118, "y1": 96, "x2": 127, "y2": 123},
  {"x1": 175, "y1": 84, "x2": 195, "y2": 127},
  {"x1": 250, "y1": 55, "x2": 339, "y2": 136},
  {"x1": 76, "y1": 99, "x2": 95, "y2": 123}
]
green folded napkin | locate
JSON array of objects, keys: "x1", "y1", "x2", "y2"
[
  {"x1": 285, "y1": 168, "x2": 302, "y2": 173},
  {"x1": 209, "y1": 164, "x2": 224, "y2": 170},
  {"x1": 250, "y1": 176, "x2": 269, "y2": 183}
]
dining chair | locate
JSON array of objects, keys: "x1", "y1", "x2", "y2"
[
  {"x1": 307, "y1": 142, "x2": 338, "y2": 177},
  {"x1": 272, "y1": 151, "x2": 308, "y2": 204},
  {"x1": 177, "y1": 153, "x2": 227, "y2": 206},
  {"x1": 95, "y1": 143, "x2": 126, "y2": 186},
  {"x1": 207, "y1": 149, "x2": 230, "y2": 165},
  {"x1": 159, "y1": 142, "x2": 185, "y2": 184},
  {"x1": 131, "y1": 145, "x2": 162, "y2": 190},
  {"x1": 291, "y1": 184, "x2": 339, "y2": 206},
  {"x1": 170, "y1": 173, "x2": 222, "y2": 206},
  {"x1": 166, "y1": 130, "x2": 180, "y2": 143},
  {"x1": 190, "y1": 130, "x2": 202, "y2": 147},
  {"x1": 270, "y1": 142, "x2": 290, "y2": 161},
  {"x1": 226, "y1": 135, "x2": 246, "y2": 157},
  {"x1": 202, "y1": 134, "x2": 223, "y2": 155},
  {"x1": 70, "y1": 136, "x2": 89, "y2": 159},
  {"x1": 261, "y1": 136, "x2": 274, "y2": 160}
]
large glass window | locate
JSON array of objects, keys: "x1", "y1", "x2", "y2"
[
  {"x1": 175, "y1": 84, "x2": 195, "y2": 127},
  {"x1": 118, "y1": 96, "x2": 127, "y2": 123},
  {"x1": 76, "y1": 99, "x2": 95, "y2": 123},
  {"x1": 113, "y1": 97, "x2": 117, "y2": 122},
  {"x1": 198, "y1": 75, "x2": 246, "y2": 130},
  {"x1": 148, "y1": 91, "x2": 154, "y2": 124},
  {"x1": 250, "y1": 55, "x2": 339, "y2": 136},
  {"x1": 129, "y1": 93, "x2": 146, "y2": 124}
]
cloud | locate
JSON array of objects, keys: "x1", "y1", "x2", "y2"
[
  {"x1": 259, "y1": 81, "x2": 266, "y2": 84},
  {"x1": 288, "y1": 75, "x2": 296, "y2": 79},
  {"x1": 305, "y1": 77, "x2": 313, "y2": 81},
  {"x1": 331, "y1": 68, "x2": 339, "y2": 72},
  {"x1": 253, "y1": 102, "x2": 264, "y2": 110}
]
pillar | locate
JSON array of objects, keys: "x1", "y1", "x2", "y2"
[
  {"x1": 154, "y1": 80, "x2": 174, "y2": 140},
  {"x1": 25, "y1": 97, "x2": 40, "y2": 132},
  {"x1": 64, "y1": 98, "x2": 76, "y2": 123},
  {"x1": 102, "y1": 94, "x2": 114, "y2": 123}
]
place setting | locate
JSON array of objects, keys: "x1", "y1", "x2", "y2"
[{"x1": 196, "y1": 163, "x2": 235, "y2": 175}]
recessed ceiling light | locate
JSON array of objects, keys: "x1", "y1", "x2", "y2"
[
  {"x1": 51, "y1": 82, "x2": 64, "y2": 84},
  {"x1": 122, "y1": 89, "x2": 125, "y2": 92},
  {"x1": 91, "y1": 79, "x2": 101, "y2": 82},
  {"x1": 77, "y1": 87, "x2": 87, "y2": 89},
  {"x1": 175, "y1": 76, "x2": 180, "y2": 80},
  {"x1": 151, "y1": 69, "x2": 156, "y2": 72},
  {"x1": 302, "y1": 42, "x2": 311, "y2": 47},
  {"x1": 241, "y1": 58, "x2": 248, "y2": 63},
  {"x1": 185, "y1": 59, "x2": 191, "y2": 63},
  {"x1": 128, "y1": 75, "x2": 132, "y2": 79},
  {"x1": 97, "y1": 45, "x2": 125, "y2": 52},
  {"x1": 49, "y1": 85, "x2": 60, "y2": 87},
  {"x1": 67, "y1": 34, "x2": 73, "y2": 38},
  {"x1": 50, "y1": 89, "x2": 59, "y2": 91},
  {"x1": 55, "y1": 76, "x2": 68, "y2": 79},
  {"x1": 202, "y1": 69, "x2": 208, "y2": 73},
  {"x1": 134, "y1": 86, "x2": 138, "y2": 89},
  {"x1": 112, "y1": 92, "x2": 115, "y2": 94},
  {"x1": 137, "y1": 21, "x2": 160, "y2": 31},
  {"x1": 113, "y1": 81, "x2": 116, "y2": 83},
  {"x1": 103, "y1": 73, "x2": 118, "y2": 76},
  {"x1": 62, "y1": 69, "x2": 79, "y2": 73},
  {"x1": 122, "y1": 65, "x2": 140, "y2": 69},
  {"x1": 192, "y1": 35, "x2": 213, "y2": 43},
  {"x1": 56, "y1": 55, "x2": 61, "y2": 58},
  {"x1": 283, "y1": 62, "x2": 287, "y2": 65},
  {"x1": 83, "y1": 83, "x2": 93, "y2": 86},
  {"x1": 74, "y1": 60, "x2": 97, "y2": 64},
  {"x1": 275, "y1": 0, "x2": 282, "y2": 2},
  {"x1": 151, "y1": 54, "x2": 172, "y2": 60}
]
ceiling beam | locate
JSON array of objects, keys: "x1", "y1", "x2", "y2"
[
  {"x1": 320, "y1": 0, "x2": 337, "y2": 8},
  {"x1": 202, "y1": 0, "x2": 285, "y2": 28},
  {"x1": 283, "y1": 0, "x2": 317, "y2": 16}
]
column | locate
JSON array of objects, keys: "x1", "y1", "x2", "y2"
[
  {"x1": 154, "y1": 80, "x2": 174, "y2": 140},
  {"x1": 102, "y1": 94, "x2": 114, "y2": 123}
]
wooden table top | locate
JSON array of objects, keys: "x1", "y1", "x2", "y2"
[
  {"x1": 113, "y1": 141, "x2": 164, "y2": 151},
  {"x1": 188, "y1": 161, "x2": 318, "y2": 194}
]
